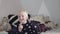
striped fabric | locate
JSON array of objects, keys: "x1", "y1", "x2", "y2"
[{"x1": 8, "y1": 14, "x2": 19, "y2": 27}]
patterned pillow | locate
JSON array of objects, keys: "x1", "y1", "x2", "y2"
[{"x1": 8, "y1": 14, "x2": 19, "y2": 27}]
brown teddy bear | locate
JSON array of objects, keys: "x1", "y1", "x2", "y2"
[{"x1": 0, "y1": 17, "x2": 11, "y2": 32}]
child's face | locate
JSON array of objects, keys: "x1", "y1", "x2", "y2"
[{"x1": 18, "y1": 11, "x2": 28, "y2": 23}]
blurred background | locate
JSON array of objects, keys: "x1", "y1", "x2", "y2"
[{"x1": 0, "y1": 0, "x2": 60, "y2": 25}]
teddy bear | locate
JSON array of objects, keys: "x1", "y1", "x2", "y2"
[{"x1": 0, "y1": 17, "x2": 11, "y2": 32}]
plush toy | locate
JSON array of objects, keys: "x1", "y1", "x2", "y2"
[
  {"x1": 45, "y1": 21, "x2": 57, "y2": 29},
  {"x1": 0, "y1": 17, "x2": 11, "y2": 31}
]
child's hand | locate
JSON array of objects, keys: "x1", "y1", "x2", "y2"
[{"x1": 18, "y1": 24, "x2": 23, "y2": 32}]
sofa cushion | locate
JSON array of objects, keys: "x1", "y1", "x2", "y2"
[{"x1": 8, "y1": 14, "x2": 19, "y2": 27}]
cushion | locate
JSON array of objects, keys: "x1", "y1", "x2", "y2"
[
  {"x1": 30, "y1": 15, "x2": 46, "y2": 24},
  {"x1": 8, "y1": 14, "x2": 19, "y2": 27},
  {"x1": 30, "y1": 15, "x2": 50, "y2": 24}
]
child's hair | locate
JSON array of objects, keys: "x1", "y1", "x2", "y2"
[{"x1": 28, "y1": 14, "x2": 31, "y2": 19}]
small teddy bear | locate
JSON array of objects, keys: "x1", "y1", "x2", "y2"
[{"x1": 0, "y1": 17, "x2": 11, "y2": 31}]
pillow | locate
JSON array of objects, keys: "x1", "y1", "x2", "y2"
[
  {"x1": 30, "y1": 15, "x2": 51, "y2": 24},
  {"x1": 8, "y1": 14, "x2": 19, "y2": 27},
  {"x1": 30, "y1": 15, "x2": 46, "y2": 24}
]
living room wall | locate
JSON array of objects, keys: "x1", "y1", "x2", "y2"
[
  {"x1": 45, "y1": 0, "x2": 60, "y2": 24},
  {"x1": 0, "y1": 0, "x2": 21, "y2": 21}
]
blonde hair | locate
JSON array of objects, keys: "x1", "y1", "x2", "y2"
[
  {"x1": 18, "y1": 9, "x2": 28, "y2": 17},
  {"x1": 18, "y1": 9, "x2": 28, "y2": 14}
]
